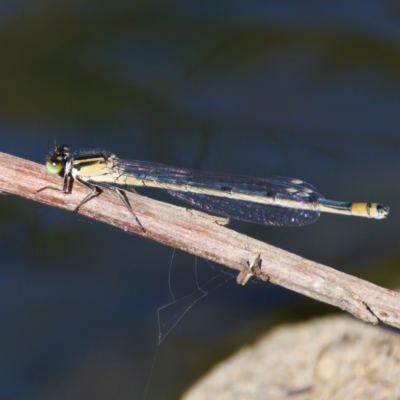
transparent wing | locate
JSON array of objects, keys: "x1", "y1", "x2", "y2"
[
  {"x1": 269, "y1": 176, "x2": 321, "y2": 195},
  {"x1": 166, "y1": 191, "x2": 320, "y2": 226},
  {"x1": 117, "y1": 160, "x2": 322, "y2": 195},
  {"x1": 115, "y1": 159, "x2": 323, "y2": 226}
]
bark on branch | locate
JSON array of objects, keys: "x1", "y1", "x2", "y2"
[{"x1": 1, "y1": 151, "x2": 399, "y2": 328}]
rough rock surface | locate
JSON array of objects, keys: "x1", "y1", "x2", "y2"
[{"x1": 183, "y1": 315, "x2": 400, "y2": 400}]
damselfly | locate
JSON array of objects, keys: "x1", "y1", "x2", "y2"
[{"x1": 40, "y1": 145, "x2": 389, "y2": 230}]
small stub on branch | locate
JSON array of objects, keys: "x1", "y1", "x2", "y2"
[
  {"x1": 186, "y1": 208, "x2": 230, "y2": 226},
  {"x1": 237, "y1": 253, "x2": 262, "y2": 285}
]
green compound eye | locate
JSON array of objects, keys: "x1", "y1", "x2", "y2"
[{"x1": 46, "y1": 159, "x2": 63, "y2": 174}]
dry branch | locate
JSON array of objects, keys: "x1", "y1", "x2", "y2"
[{"x1": 0, "y1": 151, "x2": 399, "y2": 328}]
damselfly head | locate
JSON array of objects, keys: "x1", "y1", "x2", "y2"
[{"x1": 45, "y1": 144, "x2": 71, "y2": 174}]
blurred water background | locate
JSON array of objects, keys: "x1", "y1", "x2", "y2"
[{"x1": 0, "y1": 1, "x2": 399, "y2": 399}]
